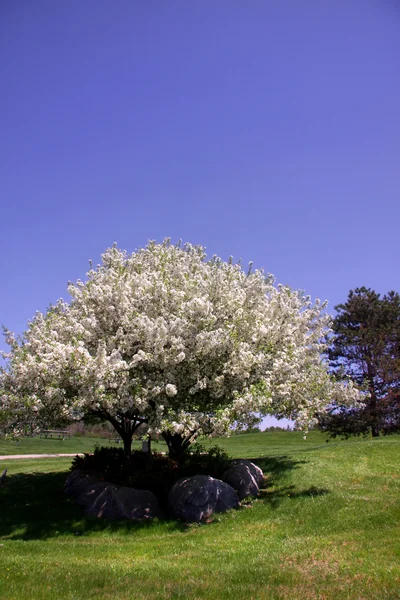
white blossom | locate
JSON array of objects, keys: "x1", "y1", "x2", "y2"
[
  {"x1": 0, "y1": 239, "x2": 362, "y2": 440},
  {"x1": 165, "y1": 384, "x2": 178, "y2": 397}
]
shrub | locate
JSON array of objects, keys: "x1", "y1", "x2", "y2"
[
  {"x1": 178, "y1": 444, "x2": 231, "y2": 479},
  {"x1": 67, "y1": 421, "x2": 116, "y2": 439},
  {"x1": 70, "y1": 444, "x2": 232, "y2": 510}
]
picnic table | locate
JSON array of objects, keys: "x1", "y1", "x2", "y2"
[{"x1": 39, "y1": 430, "x2": 71, "y2": 440}]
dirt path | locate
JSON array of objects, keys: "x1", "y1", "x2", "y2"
[{"x1": 0, "y1": 453, "x2": 83, "y2": 460}]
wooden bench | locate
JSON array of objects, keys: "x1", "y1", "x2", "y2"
[{"x1": 39, "y1": 430, "x2": 71, "y2": 440}]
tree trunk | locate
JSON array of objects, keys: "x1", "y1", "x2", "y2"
[
  {"x1": 163, "y1": 432, "x2": 192, "y2": 461},
  {"x1": 122, "y1": 432, "x2": 133, "y2": 457},
  {"x1": 98, "y1": 411, "x2": 145, "y2": 459},
  {"x1": 371, "y1": 425, "x2": 380, "y2": 438}
]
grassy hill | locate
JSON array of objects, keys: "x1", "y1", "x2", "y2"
[{"x1": 0, "y1": 431, "x2": 399, "y2": 599}]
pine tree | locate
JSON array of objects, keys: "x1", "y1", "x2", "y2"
[{"x1": 320, "y1": 287, "x2": 400, "y2": 437}]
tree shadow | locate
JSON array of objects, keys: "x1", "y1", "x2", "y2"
[
  {"x1": 0, "y1": 470, "x2": 186, "y2": 541},
  {"x1": 249, "y1": 455, "x2": 329, "y2": 509},
  {"x1": 250, "y1": 455, "x2": 308, "y2": 476},
  {"x1": 0, "y1": 456, "x2": 329, "y2": 540},
  {"x1": 257, "y1": 483, "x2": 330, "y2": 509}
]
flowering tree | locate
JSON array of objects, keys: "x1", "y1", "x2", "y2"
[{"x1": 1, "y1": 240, "x2": 360, "y2": 457}]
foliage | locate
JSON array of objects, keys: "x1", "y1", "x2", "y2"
[
  {"x1": 1, "y1": 239, "x2": 360, "y2": 454},
  {"x1": 178, "y1": 443, "x2": 231, "y2": 478},
  {"x1": 262, "y1": 425, "x2": 291, "y2": 432},
  {"x1": 320, "y1": 287, "x2": 400, "y2": 437},
  {"x1": 66, "y1": 421, "x2": 114, "y2": 438},
  {"x1": 235, "y1": 426, "x2": 262, "y2": 434},
  {"x1": 71, "y1": 443, "x2": 231, "y2": 508},
  {"x1": 71, "y1": 445, "x2": 132, "y2": 479},
  {"x1": 65, "y1": 419, "x2": 147, "y2": 440}
]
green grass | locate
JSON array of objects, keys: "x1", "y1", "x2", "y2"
[
  {"x1": 0, "y1": 436, "x2": 167, "y2": 456},
  {"x1": 203, "y1": 429, "x2": 345, "y2": 457},
  {"x1": 1, "y1": 432, "x2": 399, "y2": 599},
  {"x1": 0, "y1": 430, "x2": 331, "y2": 457}
]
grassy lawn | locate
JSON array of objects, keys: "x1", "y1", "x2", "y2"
[
  {"x1": 0, "y1": 436, "x2": 167, "y2": 456},
  {"x1": 0, "y1": 432, "x2": 399, "y2": 599}
]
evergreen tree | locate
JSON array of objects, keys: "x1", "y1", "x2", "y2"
[{"x1": 320, "y1": 287, "x2": 400, "y2": 437}]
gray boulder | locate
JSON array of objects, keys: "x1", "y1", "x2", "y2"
[
  {"x1": 65, "y1": 470, "x2": 163, "y2": 521},
  {"x1": 64, "y1": 470, "x2": 100, "y2": 499},
  {"x1": 168, "y1": 475, "x2": 239, "y2": 522},
  {"x1": 222, "y1": 460, "x2": 264, "y2": 500},
  {"x1": 76, "y1": 481, "x2": 110, "y2": 507},
  {"x1": 232, "y1": 460, "x2": 264, "y2": 485},
  {"x1": 84, "y1": 485, "x2": 163, "y2": 521}
]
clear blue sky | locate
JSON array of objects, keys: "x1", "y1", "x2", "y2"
[{"x1": 1, "y1": 2, "x2": 399, "y2": 426}]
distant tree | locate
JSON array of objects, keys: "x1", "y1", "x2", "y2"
[
  {"x1": 320, "y1": 287, "x2": 400, "y2": 437},
  {"x1": 262, "y1": 426, "x2": 287, "y2": 432},
  {"x1": 235, "y1": 425, "x2": 262, "y2": 435}
]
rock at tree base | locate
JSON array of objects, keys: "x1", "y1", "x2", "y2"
[
  {"x1": 222, "y1": 461, "x2": 263, "y2": 500},
  {"x1": 77, "y1": 481, "x2": 110, "y2": 507},
  {"x1": 64, "y1": 470, "x2": 100, "y2": 498},
  {"x1": 65, "y1": 470, "x2": 162, "y2": 521},
  {"x1": 168, "y1": 475, "x2": 239, "y2": 522},
  {"x1": 84, "y1": 485, "x2": 163, "y2": 521},
  {"x1": 231, "y1": 460, "x2": 264, "y2": 485}
]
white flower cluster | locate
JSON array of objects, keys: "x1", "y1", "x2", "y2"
[{"x1": 0, "y1": 240, "x2": 361, "y2": 438}]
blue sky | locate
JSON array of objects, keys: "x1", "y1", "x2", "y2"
[{"x1": 1, "y1": 2, "x2": 399, "y2": 427}]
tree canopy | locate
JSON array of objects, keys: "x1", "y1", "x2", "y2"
[
  {"x1": 320, "y1": 287, "x2": 400, "y2": 437},
  {"x1": 1, "y1": 240, "x2": 360, "y2": 455}
]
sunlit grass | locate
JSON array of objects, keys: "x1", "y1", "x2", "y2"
[
  {"x1": 1, "y1": 432, "x2": 399, "y2": 599},
  {"x1": 0, "y1": 436, "x2": 167, "y2": 456}
]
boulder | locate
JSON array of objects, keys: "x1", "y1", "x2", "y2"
[
  {"x1": 222, "y1": 460, "x2": 264, "y2": 500},
  {"x1": 64, "y1": 470, "x2": 100, "y2": 499},
  {"x1": 84, "y1": 485, "x2": 163, "y2": 521},
  {"x1": 65, "y1": 470, "x2": 163, "y2": 521},
  {"x1": 168, "y1": 475, "x2": 239, "y2": 522},
  {"x1": 76, "y1": 481, "x2": 110, "y2": 507},
  {"x1": 231, "y1": 460, "x2": 264, "y2": 485}
]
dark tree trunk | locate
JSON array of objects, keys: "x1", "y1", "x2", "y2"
[
  {"x1": 371, "y1": 424, "x2": 380, "y2": 438},
  {"x1": 122, "y1": 431, "x2": 133, "y2": 457},
  {"x1": 97, "y1": 411, "x2": 146, "y2": 459},
  {"x1": 163, "y1": 432, "x2": 192, "y2": 461}
]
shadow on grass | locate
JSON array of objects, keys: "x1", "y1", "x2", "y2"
[
  {"x1": 250, "y1": 455, "x2": 329, "y2": 508},
  {"x1": 0, "y1": 456, "x2": 328, "y2": 540},
  {"x1": 0, "y1": 470, "x2": 187, "y2": 541},
  {"x1": 250, "y1": 455, "x2": 307, "y2": 476},
  {"x1": 258, "y1": 483, "x2": 330, "y2": 509}
]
